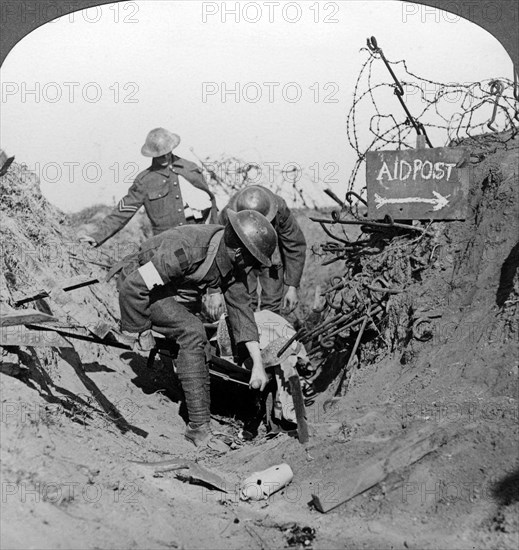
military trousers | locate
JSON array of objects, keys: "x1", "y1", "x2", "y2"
[
  {"x1": 149, "y1": 291, "x2": 211, "y2": 428},
  {"x1": 248, "y1": 264, "x2": 284, "y2": 315}
]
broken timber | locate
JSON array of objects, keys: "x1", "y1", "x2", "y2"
[
  {"x1": 288, "y1": 374, "x2": 309, "y2": 444},
  {"x1": 13, "y1": 275, "x2": 99, "y2": 305},
  {"x1": 311, "y1": 425, "x2": 448, "y2": 513},
  {"x1": 49, "y1": 287, "x2": 111, "y2": 338},
  {"x1": 0, "y1": 309, "x2": 58, "y2": 327}
]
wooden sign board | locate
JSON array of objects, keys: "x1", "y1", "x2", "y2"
[{"x1": 366, "y1": 147, "x2": 470, "y2": 220}]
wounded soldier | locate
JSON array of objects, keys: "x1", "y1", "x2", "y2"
[{"x1": 215, "y1": 309, "x2": 310, "y2": 428}]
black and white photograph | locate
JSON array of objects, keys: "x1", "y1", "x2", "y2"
[{"x1": 0, "y1": 0, "x2": 517, "y2": 548}]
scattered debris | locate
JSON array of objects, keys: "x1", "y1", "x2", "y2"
[
  {"x1": 284, "y1": 524, "x2": 316, "y2": 548},
  {"x1": 311, "y1": 425, "x2": 448, "y2": 513},
  {"x1": 13, "y1": 275, "x2": 99, "y2": 305},
  {"x1": 175, "y1": 462, "x2": 231, "y2": 493},
  {"x1": 241, "y1": 463, "x2": 294, "y2": 501},
  {"x1": 0, "y1": 309, "x2": 58, "y2": 326}
]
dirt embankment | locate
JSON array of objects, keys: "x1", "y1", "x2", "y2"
[{"x1": 1, "y1": 136, "x2": 518, "y2": 550}]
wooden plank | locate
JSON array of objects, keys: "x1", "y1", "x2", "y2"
[
  {"x1": 366, "y1": 146, "x2": 470, "y2": 220},
  {"x1": 288, "y1": 374, "x2": 309, "y2": 444},
  {"x1": 311, "y1": 426, "x2": 448, "y2": 513},
  {"x1": 0, "y1": 325, "x2": 73, "y2": 348},
  {"x1": 12, "y1": 290, "x2": 48, "y2": 305},
  {"x1": 176, "y1": 463, "x2": 231, "y2": 493},
  {"x1": 209, "y1": 354, "x2": 250, "y2": 377},
  {"x1": 0, "y1": 310, "x2": 58, "y2": 327},
  {"x1": 13, "y1": 276, "x2": 99, "y2": 305},
  {"x1": 60, "y1": 275, "x2": 99, "y2": 291},
  {"x1": 49, "y1": 287, "x2": 111, "y2": 338}
]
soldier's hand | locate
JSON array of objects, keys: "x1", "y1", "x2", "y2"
[
  {"x1": 249, "y1": 363, "x2": 269, "y2": 391},
  {"x1": 79, "y1": 234, "x2": 97, "y2": 247},
  {"x1": 206, "y1": 292, "x2": 225, "y2": 321},
  {"x1": 283, "y1": 286, "x2": 298, "y2": 313}
]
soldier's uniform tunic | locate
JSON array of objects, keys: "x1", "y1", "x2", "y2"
[
  {"x1": 118, "y1": 224, "x2": 258, "y2": 427},
  {"x1": 90, "y1": 156, "x2": 216, "y2": 246},
  {"x1": 220, "y1": 194, "x2": 306, "y2": 314}
]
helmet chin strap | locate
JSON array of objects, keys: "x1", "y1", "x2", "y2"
[{"x1": 227, "y1": 246, "x2": 259, "y2": 271}]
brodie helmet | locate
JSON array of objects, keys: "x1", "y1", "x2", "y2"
[
  {"x1": 228, "y1": 185, "x2": 278, "y2": 222},
  {"x1": 226, "y1": 209, "x2": 277, "y2": 267},
  {"x1": 141, "y1": 128, "x2": 180, "y2": 157}
]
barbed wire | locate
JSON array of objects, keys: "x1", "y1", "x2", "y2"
[
  {"x1": 346, "y1": 47, "x2": 519, "y2": 196},
  {"x1": 197, "y1": 152, "x2": 321, "y2": 209}
]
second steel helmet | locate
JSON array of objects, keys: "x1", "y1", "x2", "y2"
[
  {"x1": 228, "y1": 185, "x2": 278, "y2": 222},
  {"x1": 226, "y1": 209, "x2": 277, "y2": 267},
  {"x1": 141, "y1": 128, "x2": 181, "y2": 157}
]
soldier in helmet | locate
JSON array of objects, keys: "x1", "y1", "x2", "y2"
[
  {"x1": 116, "y1": 210, "x2": 277, "y2": 446},
  {"x1": 210, "y1": 185, "x2": 306, "y2": 318},
  {"x1": 80, "y1": 128, "x2": 217, "y2": 247}
]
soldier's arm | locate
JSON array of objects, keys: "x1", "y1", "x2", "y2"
[
  {"x1": 223, "y1": 276, "x2": 268, "y2": 390},
  {"x1": 89, "y1": 179, "x2": 145, "y2": 246},
  {"x1": 276, "y1": 199, "x2": 307, "y2": 287},
  {"x1": 223, "y1": 272, "x2": 259, "y2": 344}
]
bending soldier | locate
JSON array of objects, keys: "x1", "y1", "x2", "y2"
[
  {"x1": 116, "y1": 210, "x2": 277, "y2": 446},
  {"x1": 213, "y1": 185, "x2": 306, "y2": 317},
  {"x1": 81, "y1": 128, "x2": 217, "y2": 247}
]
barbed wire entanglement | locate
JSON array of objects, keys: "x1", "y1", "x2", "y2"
[
  {"x1": 294, "y1": 41, "x2": 519, "y2": 404},
  {"x1": 190, "y1": 149, "x2": 322, "y2": 210},
  {"x1": 346, "y1": 43, "x2": 519, "y2": 200}
]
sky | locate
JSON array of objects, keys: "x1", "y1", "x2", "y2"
[{"x1": 0, "y1": 0, "x2": 515, "y2": 212}]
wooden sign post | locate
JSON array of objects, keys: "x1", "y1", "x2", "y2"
[{"x1": 366, "y1": 143, "x2": 470, "y2": 220}]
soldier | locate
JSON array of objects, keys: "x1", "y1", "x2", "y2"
[
  {"x1": 80, "y1": 128, "x2": 217, "y2": 247},
  {"x1": 210, "y1": 185, "x2": 306, "y2": 318},
  {"x1": 116, "y1": 210, "x2": 277, "y2": 446}
]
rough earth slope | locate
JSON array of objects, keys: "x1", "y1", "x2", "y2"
[{"x1": 0, "y1": 135, "x2": 518, "y2": 549}]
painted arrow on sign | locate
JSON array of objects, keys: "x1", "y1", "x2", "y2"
[{"x1": 374, "y1": 191, "x2": 451, "y2": 211}]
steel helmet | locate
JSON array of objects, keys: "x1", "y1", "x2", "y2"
[
  {"x1": 141, "y1": 128, "x2": 181, "y2": 157},
  {"x1": 226, "y1": 209, "x2": 277, "y2": 267},
  {"x1": 228, "y1": 185, "x2": 278, "y2": 222}
]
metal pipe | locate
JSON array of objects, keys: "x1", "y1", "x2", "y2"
[
  {"x1": 366, "y1": 36, "x2": 433, "y2": 148},
  {"x1": 323, "y1": 188, "x2": 347, "y2": 209},
  {"x1": 334, "y1": 315, "x2": 369, "y2": 397},
  {"x1": 310, "y1": 217, "x2": 428, "y2": 233},
  {"x1": 319, "y1": 222, "x2": 351, "y2": 244}
]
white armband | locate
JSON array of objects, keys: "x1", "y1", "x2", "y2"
[{"x1": 138, "y1": 262, "x2": 164, "y2": 290}]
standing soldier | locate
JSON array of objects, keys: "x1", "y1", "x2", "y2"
[
  {"x1": 80, "y1": 128, "x2": 217, "y2": 247},
  {"x1": 210, "y1": 185, "x2": 306, "y2": 318},
  {"x1": 116, "y1": 210, "x2": 277, "y2": 446}
]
